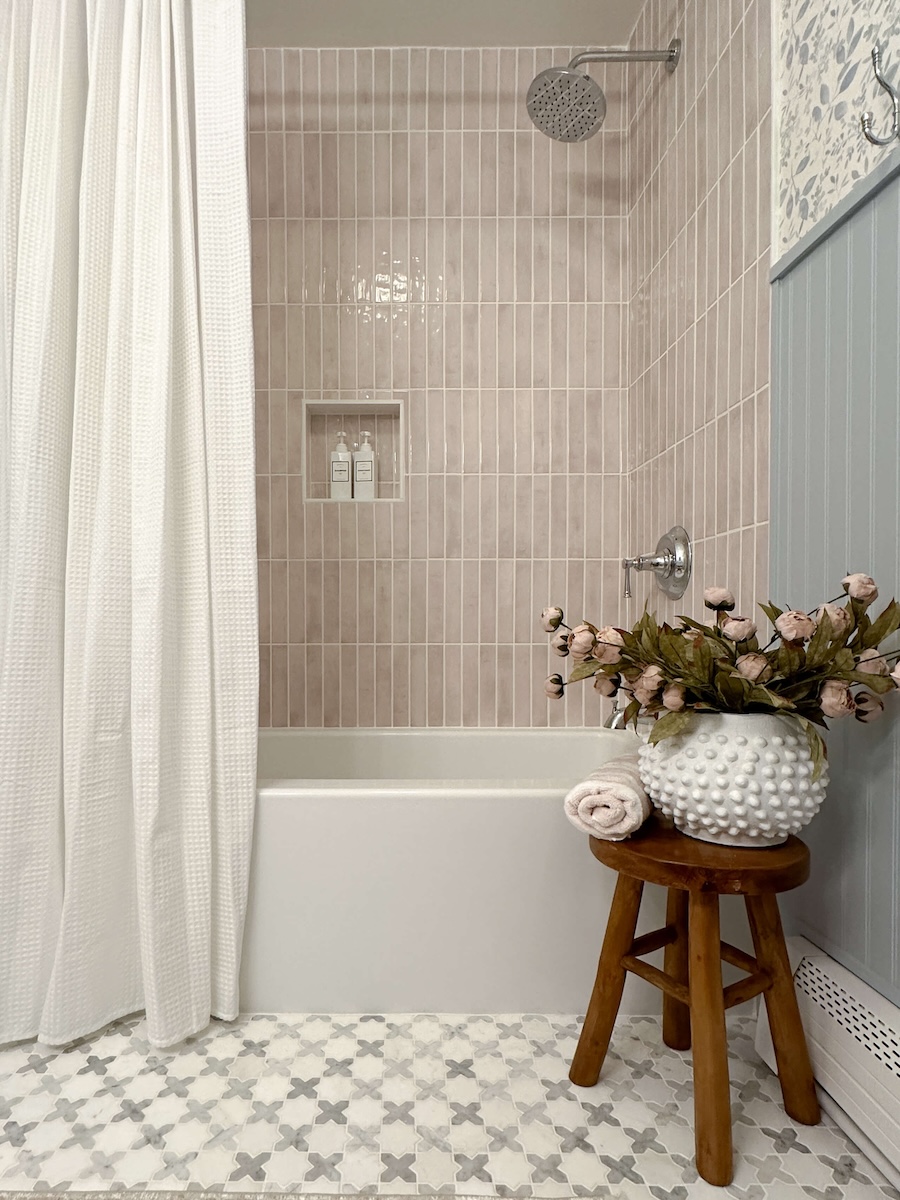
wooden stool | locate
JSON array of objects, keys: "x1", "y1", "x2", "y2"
[{"x1": 569, "y1": 812, "x2": 820, "y2": 1187}]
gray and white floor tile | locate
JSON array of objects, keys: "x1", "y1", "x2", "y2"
[{"x1": 0, "y1": 1013, "x2": 896, "y2": 1198}]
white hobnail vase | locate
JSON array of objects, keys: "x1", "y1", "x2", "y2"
[{"x1": 637, "y1": 711, "x2": 829, "y2": 847}]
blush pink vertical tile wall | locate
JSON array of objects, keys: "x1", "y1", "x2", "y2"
[
  {"x1": 625, "y1": 0, "x2": 771, "y2": 624},
  {"x1": 251, "y1": 47, "x2": 632, "y2": 727},
  {"x1": 250, "y1": 16, "x2": 773, "y2": 728}
]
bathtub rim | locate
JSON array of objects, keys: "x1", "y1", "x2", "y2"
[{"x1": 257, "y1": 725, "x2": 639, "y2": 788}]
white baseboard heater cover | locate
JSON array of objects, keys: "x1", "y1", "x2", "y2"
[{"x1": 755, "y1": 936, "x2": 900, "y2": 1189}]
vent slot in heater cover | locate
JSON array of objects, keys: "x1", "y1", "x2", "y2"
[{"x1": 755, "y1": 937, "x2": 900, "y2": 1189}]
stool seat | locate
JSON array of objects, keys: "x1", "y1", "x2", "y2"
[
  {"x1": 569, "y1": 812, "x2": 819, "y2": 1188},
  {"x1": 588, "y1": 813, "x2": 810, "y2": 895}
]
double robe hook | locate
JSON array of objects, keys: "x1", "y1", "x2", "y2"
[{"x1": 861, "y1": 45, "x2": 900, "y2": 146}]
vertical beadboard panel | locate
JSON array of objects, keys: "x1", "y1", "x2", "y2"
[{"x1": 772, "y1": 172, "x2": 900, "y2": 1007}]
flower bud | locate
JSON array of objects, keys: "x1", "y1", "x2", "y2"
[
  {"x1": 593, "y1": 625, "x2": 625, "y2": 665},
  {"x1": 820, "y1": 679, "x2": 855, "y2": 718},
  {"x1": 703, "y1": 586, "x2": 736, "y2": 611},
  {"x1": 540, "y1": 606, "x2": 564, "y2": 632},
  {"x1": 855, "y1": 691, "x2": 885, "y2": 722},
  {"x1": 856, "y1": 648, "x2": 889, "y2": 676},
  {"x1": 662, "y1": 683, "x2": 686, "y2": 711},
  {"x1": 569, "y1": 623, "x2": 598, "y2": 662},
  {"x1": 544, "y1": 673, "x2": 565, "y2": 700},
  {"x1": 637, "y1": 665, "x2": 665, "y2": 694},
  {"x1": 842, "y1": 573, "x2": 878, "y2": 605},
  {"x1": 721, "y1": 615, "x2": 758, "y2": 642},
  {"x1": 593, "y1": 672, "x2": 619, "y2": 698},
  {"x1": 549, "y1": 630, "x2": 570, "y2": 657},
  {"x1": 735, "y1": 652, "x2": 771, "y2": 683},
  {"x1": 775, "y1": 610, "x2": 817, "y2": 642},
  {"x1": 816, "y1": 602, "x2": 853, "y2": 638},
  {"x1": 633, "y1": 665, "x2": 665, "y2": 706}
]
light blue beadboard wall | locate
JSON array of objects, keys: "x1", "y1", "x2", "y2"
[{"x1": 771, "y1": 165, "x2": 900, "y2": 1008}]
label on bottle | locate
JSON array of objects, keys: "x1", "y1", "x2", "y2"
[
  {"x1": 331, "y1": 460, "x2": 350, "y2": 482},
  {"x1": 355, "y1": 460, "x2": 373, "y2": 482}
]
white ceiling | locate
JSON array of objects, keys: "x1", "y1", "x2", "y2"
[{"x1": 245, "y1": 0, "x2": 643, "y2": 49}]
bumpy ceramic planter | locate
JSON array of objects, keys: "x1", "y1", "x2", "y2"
[{"x1": 637, "y1": 712, "x2": 829, "y2": 847}]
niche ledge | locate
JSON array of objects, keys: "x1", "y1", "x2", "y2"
[{"x1": 302, "y1": 392, "x2": 405, "y2": 502}]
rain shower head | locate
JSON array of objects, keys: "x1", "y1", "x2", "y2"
[
  {"x1": 526, "y1": 68, "x2": 607, "y2": 142},
  {"x1": 527, "y1": 38, "x2": 681, "y2": 142}
]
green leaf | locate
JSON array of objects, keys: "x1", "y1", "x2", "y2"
[
  {"x1": 861, "y1": 599, "x2": 900, "y2": 650},
  {"x1": 568, "y1": 659, "x2": 603, "y2": 683},
  {"x1": 640, "y1": 627, "x2": 658, "y2": 658},
  {"x1": 833, "y1": 648, "x2": 855, "y2": 672},
  {"x1": 759, "y1": 602, "x2": 785, "y2": 624},
  {"x1": 659, "y1": 628, "x2": 689, "y2": 668},
  {"x1": 647, "y1": 709, "x2": 692, "y2": 745},
  {"x1": 620, "y1": 630, "x2": 642, "y2": 656},
  {"x1": 848, "y1": 607, "x2": 871, "y2": 649},
  {"x1": 804, "y1": 610, "x2": 834, "y2": 669},
  {"x1": 748, "y1": 685, "x2": 794, "y2": 709},
  {"x1": 623, "y1": 699, "x2": 642, "y2": 729},
  {"x1": 846, "y1": 670, "x2": 896, "y2": 694},
  {"x1": 795, "y1": 707, "x2": 828, "y2": 727},
  {"x1": 708, "y1": 637, "x2": 734, "y2": 662},
  {"x1": 776, "y1": 642, "x2": 805, "y2": 676},
  {"x1": 677, "y1": 615, "x2": 712, "y2": 633},
  {"x1": 714, "y1": 669, "x2": 749, "y2": 709},
  {"x1": 696, "y1": 637, "x2": 716, "y2": 681},
  {"x1": 796, "y1": 716, "x2": 827, "y2": 781}
]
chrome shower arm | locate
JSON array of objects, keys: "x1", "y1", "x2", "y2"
[
  {"x1": 568, "y1": 39, "x2": 681, "y2": 74},
  {"x1": 526, "y1": 36, "x2": 681, "y2": 141}
]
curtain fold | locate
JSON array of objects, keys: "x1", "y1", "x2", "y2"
[{"x1": 0, "y1": 0, "x2": 257, "y2": 1048}]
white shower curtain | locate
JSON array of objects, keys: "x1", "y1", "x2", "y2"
[{"x1": 0, "y1": 0, "x2": 258, "y2": 1047}]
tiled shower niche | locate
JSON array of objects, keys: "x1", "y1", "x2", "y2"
[{"x1": 304, "y1": 394, "x2": 404, "y2": 501}]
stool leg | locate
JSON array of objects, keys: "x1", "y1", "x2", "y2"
[
  {"x1": 662, "y1": 888, "x2": 691, "y2": 1051},
  {"x1": 569, "y1": 873, "x2": 644, "y2": 1087},
  {"x1": 689, "y1": 891, "x2": 733, "y2": 1186},
  {"x1": 745, "y1": 893, "x2": 820, "y2": 1126}
]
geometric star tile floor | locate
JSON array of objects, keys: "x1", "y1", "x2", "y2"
[{"x1": 1, "y1": 1013, "x2": 897, "y2": 1199}]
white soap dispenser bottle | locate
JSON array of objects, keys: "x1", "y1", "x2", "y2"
[
  {"x1": 353, "y1": 429, "x2": 376, "y2": 500},
  {"x1": 330, "y1": 430, "x2": 352, "y2": 499}
]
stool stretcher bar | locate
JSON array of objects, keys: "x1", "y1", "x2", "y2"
[{"x1": 621, "y1": 925, "x2": 771, "y2": 1011}]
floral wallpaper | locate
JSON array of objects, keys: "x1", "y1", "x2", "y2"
[{"x1": 777, "y1": 0, "x2": 900, "y2": 254}]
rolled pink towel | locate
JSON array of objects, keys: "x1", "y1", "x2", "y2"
[{"x1": 563, "y1": 754, "x2": 651, "y2": 841}]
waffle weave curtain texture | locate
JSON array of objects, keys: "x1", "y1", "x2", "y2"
[{"x1": 0, "y1": 0, "x2": 258, "y2": 1047}]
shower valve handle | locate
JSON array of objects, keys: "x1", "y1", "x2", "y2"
[
  {"x1": 622, "y1": 553, "x2": 670, "y2": 599},
  {"x1": 622, "y1": 526, "x2": 692, "y2": 601}
]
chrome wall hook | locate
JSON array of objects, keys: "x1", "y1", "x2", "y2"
[{"x1": 861, "y1": 45, "x2": 900, "y2": 146}]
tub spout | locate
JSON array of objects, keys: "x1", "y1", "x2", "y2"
[{"x1": 604, "y1": 705, "x2": 628, "y2": 730}]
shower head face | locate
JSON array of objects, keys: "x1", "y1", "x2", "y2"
[{"x1": 526, "y1": 67, "x2": 607, "y2": 141}]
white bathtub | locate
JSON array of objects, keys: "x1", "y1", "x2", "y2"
[{"x1": 241, "y1": 727, "x2": 695, "y2": 1014}]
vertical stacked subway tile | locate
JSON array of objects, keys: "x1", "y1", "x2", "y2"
[
  {"x1": 625, "y1": 0, "x2": 772, "y2": 627},
  {"x1": 250, "y1": 47, "x2": 631, "y2": 727},
  {"x1": 251, "y1": 17, "x2": 773, "y2": 728}
]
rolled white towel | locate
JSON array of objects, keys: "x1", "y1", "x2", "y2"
[{"x1": 563, "y1": 753, "x2": 651, "y2": 841}]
